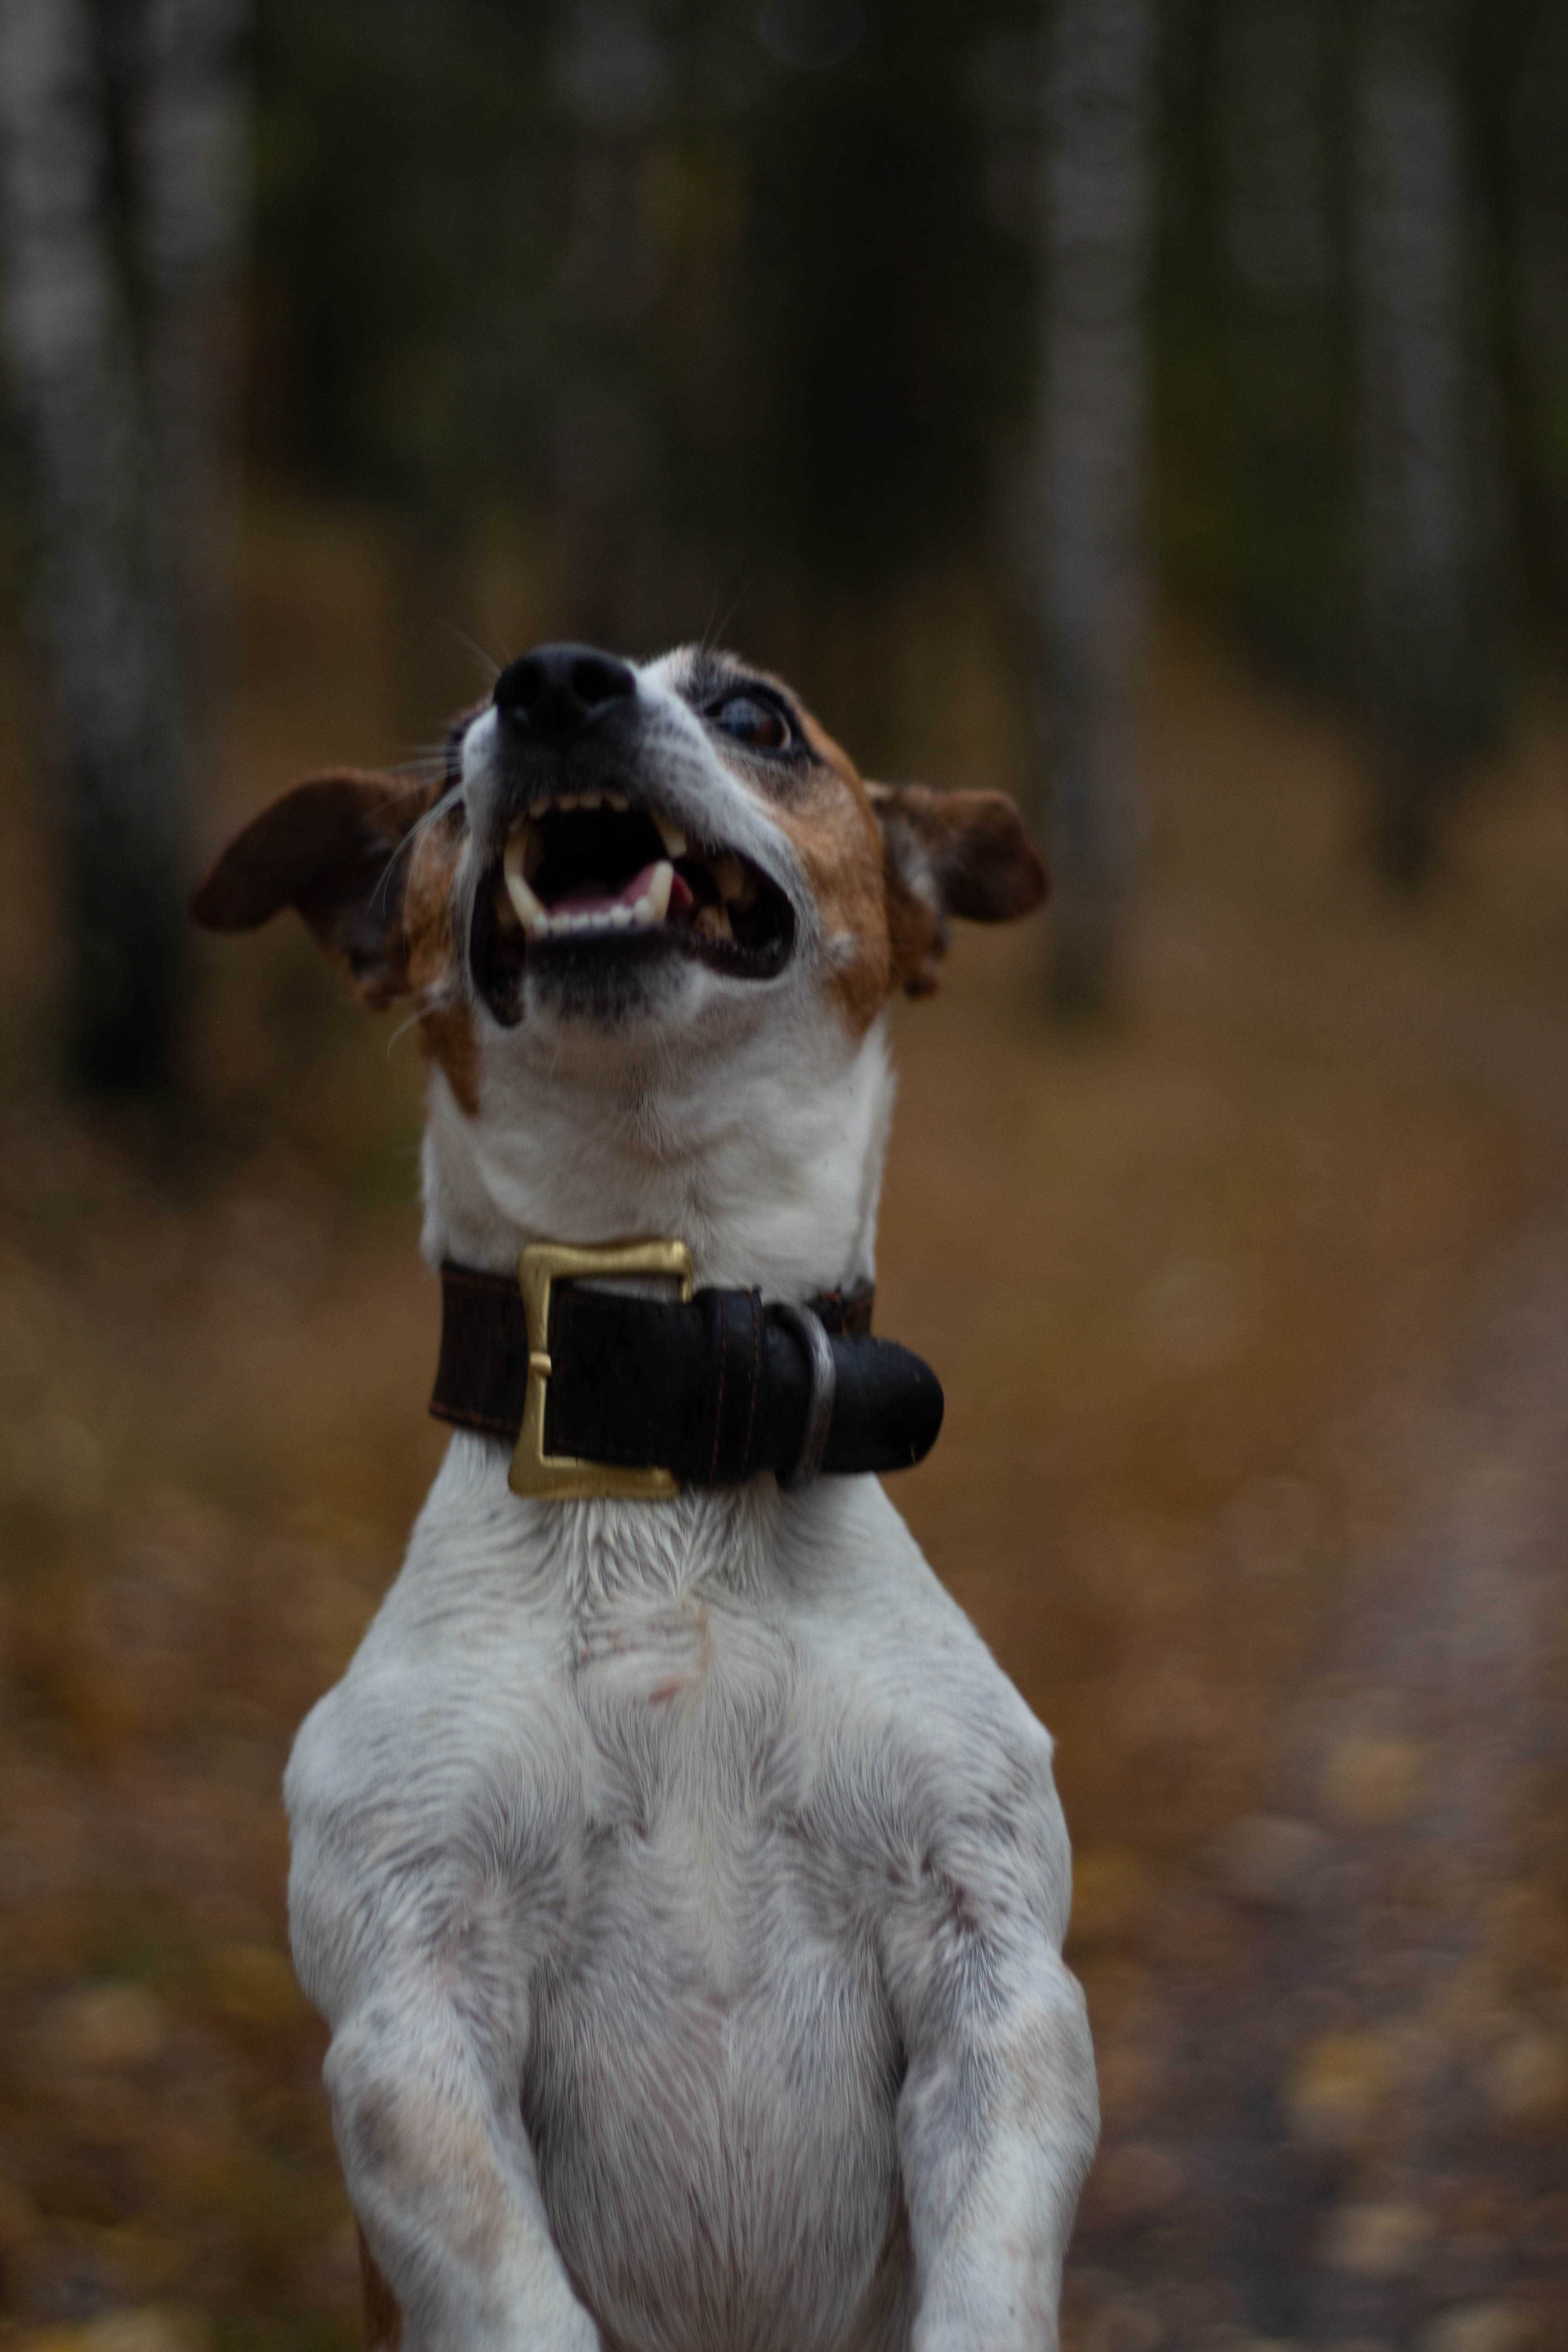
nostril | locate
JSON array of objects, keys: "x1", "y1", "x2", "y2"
[
  {"x1": 494, "y1": 654, "x2": 548, "y2": 718},
  {"x1": 569, "y1": 653, "x2": 635, "y2": 710}
]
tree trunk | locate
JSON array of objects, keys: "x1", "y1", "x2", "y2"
[
  {"x1": 129, "y1": 0, "x2": 247, "y2": 677},
  {"x1": 0, "y1": 0, "x2": 243, "y2": 1094},
  {"x1": 1033, "y1": 0, "x2": 1156, "y2": 1016},
  {"x1": 1220, "y1": 0, "x2": 1334, "y2": 312},
  {"x1": 1352, "y1": 0, "x2": 1499, "y2": 888},
  {"x1": 1219, "y1": 0, "x2": 1347, "y2": 686}
]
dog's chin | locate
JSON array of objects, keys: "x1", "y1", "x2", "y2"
[{"x1": 519, "y1": 928, "x2": 713, "y2": 1033}]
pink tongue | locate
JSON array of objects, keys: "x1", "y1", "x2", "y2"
[{"x1": 552, "y1": 862, "x2": 695, "y2": 920}]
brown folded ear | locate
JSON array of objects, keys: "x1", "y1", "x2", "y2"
[
  {"x1": 191, "y1": 770, "x2": 440, "y2": 1008},
  {"x1": 868, "y1": 783, "x2": 1048, "y2": 997}
]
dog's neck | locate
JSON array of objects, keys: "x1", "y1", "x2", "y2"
[{"x1": 419, "y1": 1011, "x2": 898, "y2": 1302}]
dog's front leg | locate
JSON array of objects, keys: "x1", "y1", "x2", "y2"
[
  {"x1": 323, "y1": 1982, "x2": 598, "y2": 2352},
  {"x1": 882, "y1": 1800, "x2": 1099, "y2": 2352}
]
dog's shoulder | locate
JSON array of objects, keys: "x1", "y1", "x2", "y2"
[
  {"x1": 780, "y1": 1480, "x2": 1071, "y2": 1925},
  {"x1": 284, "y1": 1601, "x2": 584, "y2": 2022},
  {"x1": 786, "y1": 1478, "x2": 1051, "y2": 1741}
]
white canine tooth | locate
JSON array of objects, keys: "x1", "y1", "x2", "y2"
[
  {"x1": 507, "y1": 813, "x2": 544, "y2": 881},
  {"x1": 644, "y1": 860, "x2": 674, "y2": 922},
  {"x1": 494, "y1": 877, "x2": 521, "y2": 931},
  {"x1": 655, "y1": 814, "x2": 687, "y2": 859},
  {"x1": 502, "y1": 831, "x2": 549, "y2": 934},
  {"x1": 713, "y1": 853, "x2": 754, "y2": 905}
]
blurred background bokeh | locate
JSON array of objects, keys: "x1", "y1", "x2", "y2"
[{"x1": 1, "y1": 1, "x2": 1567, "y2": 2347}]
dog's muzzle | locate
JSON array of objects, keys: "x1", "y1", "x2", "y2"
[{"x1": 430, "y1": 1239, "x2": 944, "y2": 1500}]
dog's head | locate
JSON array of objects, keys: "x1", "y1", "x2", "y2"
[
  {"x1": 195, "y1": 643, "x2": 1045, "y2": 1275},
  {"x1": 196, "y1": 642, "x2": 1044, "y2": 1075}
]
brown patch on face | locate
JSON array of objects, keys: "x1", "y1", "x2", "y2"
[
  {"x1": 704, "y1": 670, "x2": 1049, "y2": 1028},
  {"x1": 191, "y1": 762, "x2": 481, "y2": 1115},
  {"x1": 708, "y1": 694, "x2": 894, "y2": 1034}
]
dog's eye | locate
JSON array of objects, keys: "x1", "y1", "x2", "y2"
[{"x1": 708, "y1": 691, "x2": 794, "y2": 754}]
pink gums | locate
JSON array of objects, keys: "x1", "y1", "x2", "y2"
[{"x1": 550, "y1": 862, "x2": 696, "y2": 920}]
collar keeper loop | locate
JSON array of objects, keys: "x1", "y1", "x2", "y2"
[{"x1": 773, "y1": 1302, "x2": 837, "y2": 1491}]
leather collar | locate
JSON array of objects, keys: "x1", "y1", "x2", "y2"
[{"x1": 430, "y1": 1259, "x2": 943, "y2": 1490}]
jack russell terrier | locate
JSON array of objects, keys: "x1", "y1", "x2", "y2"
[{"x1": 193, "y1": 643, "x2": 1098, "y2": 2352}]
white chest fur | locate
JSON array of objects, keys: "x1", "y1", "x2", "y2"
[
  {"x1": 285, "y1": 1447, "x2": 1093, "y2": 2352},
  {"x1": 529, "y1": 1578, "x2": 908, "y2": 2352}
]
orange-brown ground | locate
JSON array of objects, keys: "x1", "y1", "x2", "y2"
[{"x1": 1, "y1": 510, "x2": 1565, "y2": 2349}]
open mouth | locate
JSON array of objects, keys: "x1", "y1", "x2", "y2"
[{"x1": 471, "y1": 793, "x2": 794, "y2": 1020}]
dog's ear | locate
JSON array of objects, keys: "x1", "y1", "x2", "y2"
[
  {"x1": 191, "y1": 770, "x2": 440, "y2": 1008},
  {"x1": 867, "y1": 783, "x2": 1048, "y2": 998}
]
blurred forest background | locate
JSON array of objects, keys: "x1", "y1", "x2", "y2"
[{"x1": 1, "y1": 0, "x2": 1568, "y2": 2347}]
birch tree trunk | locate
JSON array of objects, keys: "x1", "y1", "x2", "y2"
[
  {"x1": 0, "y1": 0, "x2": 243, "y2": 1093},
  {"x1": 1352, "y1": 0, "x2": 1498, "y2": 886},
  {"x1": 1034, "y1": 0, "x2": 1156, "y2": 1015},
  {"x1": 129, "y1": 0, "x2": 247, "y2": 676}
]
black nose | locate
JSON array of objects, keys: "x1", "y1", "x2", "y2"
[{"x1": 493, "y1": 643, "x2": 637, "y2": 746}]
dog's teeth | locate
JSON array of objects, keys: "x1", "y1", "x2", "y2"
[
  {"x1": 644, "y1": 861, "x2": 674, "y2": 922},
  {"x1": 494, "y1": 877, "x2": 521, "y2": 931},
  {"x1": 502, "y1": 831, "x2": 550, "y2": 935},
  {"x1": 694, "y1": 902, "x2": 735, "y2": 944},
  {"x1": 578, "y1": 790, "x2": 602, "y2": 809},
  {"x1": 713, "y1": 854, "x2": 755, "y2": 906},
  {"x1": 507, "y1": 814, "x2": 544, "y2": 882},
  {"x1": 656, "y1": 814, "x2": 687, "y2": 859},
  {"x1": 608, "y1": 904, "x2": 633, "y2": 927},
  {"x1": 606, "y1": 792, "x2": 629, "y2": 811}
]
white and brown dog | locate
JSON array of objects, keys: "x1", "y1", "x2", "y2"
[{"x1": 194, "y1": 644, "x2": 1097, "y2": 2352}]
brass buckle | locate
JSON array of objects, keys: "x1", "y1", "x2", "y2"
[{"x1": 509, "y1": 1237, "x2": 694, "y2": 1502}]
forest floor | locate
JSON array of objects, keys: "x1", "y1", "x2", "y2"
[{"x1": 0, "y1": 514, "x2": 1565, "y2": 2350}]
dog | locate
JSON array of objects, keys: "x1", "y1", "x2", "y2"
[{"x1": 193, "y1": 642, "x2": 1098, "y2": 2352}]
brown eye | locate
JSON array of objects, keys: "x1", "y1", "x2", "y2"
[{"x1": 710, "y1": 691, "x2": 793, "y2": 753}]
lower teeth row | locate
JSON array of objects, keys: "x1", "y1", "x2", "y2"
[
  {"x1": 499, "y1": 833, "x2": 677, "y2": 938},
  {"x1": 495, "y1": 882, "x2": 673, "y2": 938}
]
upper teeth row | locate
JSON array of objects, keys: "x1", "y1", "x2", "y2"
[
  {"x1": 533, "y1": 789, "x2": 627, "y2": 812},
  {"x1": 516, "y1": 797, "x2": 688, "y2": 862}
]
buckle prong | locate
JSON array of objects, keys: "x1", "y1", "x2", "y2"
[{"x1": 509, "y1": 1238, "x2": 694, "y2": 1502}]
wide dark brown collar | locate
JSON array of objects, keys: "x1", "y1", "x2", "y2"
[{"x1": 430, "y1": 1257, "x2": 942, "y2": 1494}]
